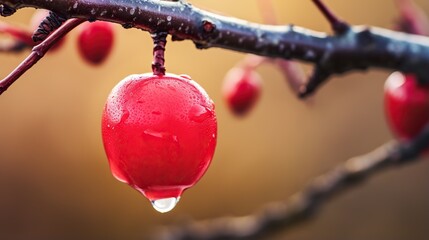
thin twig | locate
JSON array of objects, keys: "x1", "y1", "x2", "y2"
[
  {"x1": 156, "y1": 122, "x2": 429, "y2": 240},
  {"x1": 0, "y1": 18, "x2": 84, "y2": 94},
  {"x1": 312, "y1": 0, "x2": 350, "y2": 34}
]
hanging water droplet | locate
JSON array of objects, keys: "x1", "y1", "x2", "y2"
[{"x1": 151, "y1": 197, "x2": 180, "y2": 213}]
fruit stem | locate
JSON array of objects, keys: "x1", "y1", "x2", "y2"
[
  {"x1": 0, "y1": 18, "x2": 84, "y2": 95},
  {"x1": 151, "y1": 32, "x2": 168, "y2": 76}
]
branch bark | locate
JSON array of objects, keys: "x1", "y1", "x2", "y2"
[
  {"x1": 1, "y1": 1, "x2": 428, "y2": 238},
  {"x1": 0, "y1": 18, "x2": 84, "y2": 94},
  {"x1": 155, "y1": 122, "x2": 429, "y2": 240},
  {"x1": 1, "y1": 0, "x2": 429, "y2": 96}
]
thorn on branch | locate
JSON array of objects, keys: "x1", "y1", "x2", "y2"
[
  {"x1": 299, "y1": 66, "x2": 330, "y2": 98},
  {"x1": 312, "y1": 0, "x2": 350, "y2": 34}
]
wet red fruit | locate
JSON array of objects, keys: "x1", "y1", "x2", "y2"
[
  {"x1": 222, "y1": 67, "x2": 262, "y2": 116},
  {"x1": 384, "y1": 71, "x2": 429, "y2": 140},
  {"x1": 102, "y1": 73, "x2": 217, "y2": 212},
  {"x1": 77, "y1": 21, "x2": 114, "y2": 65}
]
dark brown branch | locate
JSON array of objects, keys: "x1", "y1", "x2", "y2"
[
  {"x1": 155, "y1": 123, "x2": 429, "y2": 240},
  {"x1": 0, "y1": 18, "x2": 84, "y2": 94},
  {"x1": 1, "y1": 0, "x2": 429, "y2": 96},
  {"x1": 0, "y1": 1, "x2": 427, "y2": 238}
]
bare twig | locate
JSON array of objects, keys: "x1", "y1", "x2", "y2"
[
  {"x1": 275, "y1": 59, "x2": 307, "y2": 94},
  {"x1": 0, "y1": 18, "x2": 84, "y2": 94},
  {"x1": 0, "y1": 1, "x2": 427, "y2": 238},
  {"x1": 312, "y1": 0, "x2": 349, "y2": 34},
  {"x1": 0, "y1": 0, "x2": 429, "y2": 97},
  {"x1": 156, "y1": 122, "x2": 429, "y2": 240}
]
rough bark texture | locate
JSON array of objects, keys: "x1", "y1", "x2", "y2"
[{"x1": 1, "y1": 0, "x2": 429, "y2": 89}]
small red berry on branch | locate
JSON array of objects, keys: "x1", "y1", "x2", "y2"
[
  {"x1": 383, "y1": 0, "x2": 429, "y2": 146},
  {"x1": 222, "y1": 65, "x2": 262, "y2": 116},
  {"x1": 384, "y1": 72, "x2": 429, "y2": 142},
  {"x1": 77, "y1": 21, "x2": 115, "y2": 65}
]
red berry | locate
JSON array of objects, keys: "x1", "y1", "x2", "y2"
[
  {"x1": 222, "y1": 67, "x2": 262, "y2": 116},
  {"x1": 77, "y1": 21, "x2": 114, "y2": 65},
  {"x1": 384, "y1": 71, "x2": 429, "y2": 140},
  {"x1": 101, "y1": 73, "x2": 217, "y2": 213}
]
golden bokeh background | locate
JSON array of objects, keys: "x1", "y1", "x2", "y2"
[{"x1": 0, "y1": 0, "x2": 428, "y2": 239}]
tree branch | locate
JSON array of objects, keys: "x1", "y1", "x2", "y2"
[
  {"x1": 0, "y1": 1, "x2": 428, "y2": 238},
  {"x1": 1, "y1": 0, "x2": 429, "y2": 97},
  {"x1": 0, "y1": 18, "x2": 84, "y2": 94},
  {"x1": 155, "y1": 122, "x2": 429, "y2": 240}
]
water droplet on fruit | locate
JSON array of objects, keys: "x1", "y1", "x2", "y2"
[
  {"x1": 180, "y1": 74, "x2": 192, "y2": 80},
  {"x1": 144, "y1": 129, "x2": 164, "y2": 139},
  {"x1": 151, "y1": 197, "x2": 180, "y2": 213},
  {"x1": 143, "y1": 129, "x2": 179, "y2": 143},
  {"x1": 120, "y1": 110, "x2": 130, "y2": 123},
  {"x1": 385, "y1": 71, "x2": 405, "y2": 91},
  {"x1": 189, "y1": 105, "x2": 212, "y2": 123}
]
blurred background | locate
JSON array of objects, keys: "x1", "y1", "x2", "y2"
[{"x1": 0, "y1": 0, "x2": 428, "y2": 239}]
